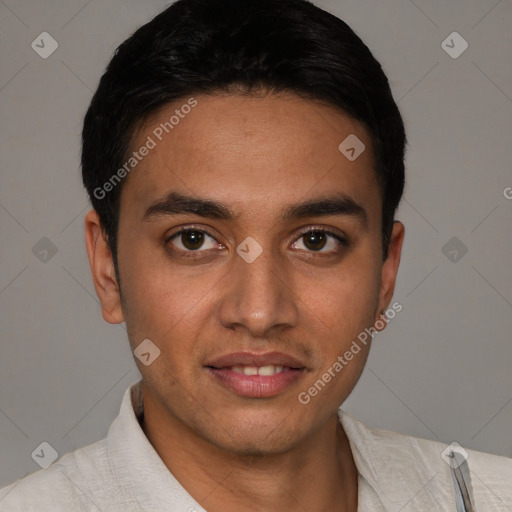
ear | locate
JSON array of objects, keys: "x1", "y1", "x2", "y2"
[
  {"x1": 84, "y1": 209, "x2": 124, "y2": 324},
  {"x1": 374, "y1": 221, "x2": 405, "y2": 331}
]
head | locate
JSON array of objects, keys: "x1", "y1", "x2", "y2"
[{"x1": 83, "y1": 0, "x2": 406, "y2": 455}]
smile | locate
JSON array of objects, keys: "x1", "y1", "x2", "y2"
[{"x1": 205, "y1": 352, "x2": 307, "y2": 398}]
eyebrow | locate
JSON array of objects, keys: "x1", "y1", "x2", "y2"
[{"x1": 142, "y1": 191, "x2": 368, "y2": 228}]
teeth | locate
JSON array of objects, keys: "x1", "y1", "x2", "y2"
[
  {"x1": 241, "y1": 366, "x2": 259, "y2": 376},
  {"x1": 258, "y1": 365, "x2": 283, "y2": 376},
  {"x1": 231, "y1": 365, "x2": 285, "y2": 376}
]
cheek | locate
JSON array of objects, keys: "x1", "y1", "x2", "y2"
[
  {"x1": 309, "y1": 259, "x2": 380, "y2": 339},
  {"x1": 120, "y1": 256, "x2": 222, "y2": 371},
  {"x1": 124, "y1": 277, "x2": 201, "y2": 341},
  {"x1": 117, "y1": 245, "x2": 195, "y2": 340},
  {"x1": 301, "y1": 272, "x2": 377, "y2": 405}
]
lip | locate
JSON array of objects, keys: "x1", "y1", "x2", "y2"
[
  {"x1": 205, "y1": 351, "x2": 306, "y2": 369},
  {"x1": 204, "y1": 351, "x2": 307, "y2": 398},
  {"x1": 206, "y1": 367, "x2": 306, "y2": 398}
]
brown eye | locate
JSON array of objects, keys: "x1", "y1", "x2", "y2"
[
  {"x1": 167, "y1": 228, "x2": 220, "y2": 252},
  {"x1": 180, "y1": 230, "x2": 205, "y2": 250},
  {"x1": 291, "y1": 229, "x2": 347, "y2": 254},
  {"x1": 303, "y1": 231, "x2": 327, "y2": 251}
]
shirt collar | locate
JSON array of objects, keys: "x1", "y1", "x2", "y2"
[
  {"x1": 338, "y1": 408, "x2": 455, "y2": 511},
  {"x1": 106, "y1": 380, "x2": 207, "y2": 511},
  {"x1": 107, "y1": 380, "x2": 454, "y2": 511}
]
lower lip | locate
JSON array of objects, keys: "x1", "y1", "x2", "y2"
[{"x1": 206, "y1": 367, "x2": 305, "y2": 398}]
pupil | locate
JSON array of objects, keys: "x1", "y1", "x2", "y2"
[
  {"x1": 305, "y1": 232, "x2": 326, "y2": 251},
  {"x1": 183, "y1": 231, "x2": 204, "y2": 250}
]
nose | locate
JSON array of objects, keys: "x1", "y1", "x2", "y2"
[{"x1": 218, "y1": 241, "x2": 299, "y2": 338}]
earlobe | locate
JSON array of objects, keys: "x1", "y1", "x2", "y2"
[
  {"x1": 373, "y1": 309, "x2": 388, "y2": 333},
  {"x1": 375, "y1": 221, "x2": 405, "y2": 325},
  {"x1": 84, "y1": 209, "x2": 125, "y2": 324}
]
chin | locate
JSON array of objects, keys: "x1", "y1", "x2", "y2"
[
  {"x1": 221, "y1": 435, "x2": 299, "y2": 458},
  {"x1": 207, "y1": 418, "x2": 305, "y2": 458}
]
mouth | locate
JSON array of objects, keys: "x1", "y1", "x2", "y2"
[
  {"x1": 230, "y1": 364, "x2": 290, "y2": 376},
  {"x1": 204, "y1": 352, "x2": 307, "y2": 398}
]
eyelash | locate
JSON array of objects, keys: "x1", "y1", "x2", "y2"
[{"x1": 165, "y1": 224, "x2": 348, "y2": 259}]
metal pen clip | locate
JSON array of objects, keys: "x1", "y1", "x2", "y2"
[{"x1": 448, "y1": 448, "x2": 476, "y2": 512}]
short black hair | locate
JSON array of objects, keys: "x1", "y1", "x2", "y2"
[{"x1": 82, "y1": 0, "x2": 406, "y2": 285}]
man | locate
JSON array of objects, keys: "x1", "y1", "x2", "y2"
[{"x1": 1, "y1": 0, "x2": 510, "y2": 510}]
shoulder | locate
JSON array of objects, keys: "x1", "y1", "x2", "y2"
[
  {"x1": 380, "y1": 428, "x2": 512, "y2": 509},
  {"x1": 370, "y1": 421, "x2": 512, "y2": 476},
  {"x1": 340, "y1": 410, "x2": 512, "y2": 510},
  {"x1": 0, "y1": 438, "x2": 114, "y2": 512}
]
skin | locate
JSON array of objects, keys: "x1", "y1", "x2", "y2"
[{"x1": 85, "y1": 91, "x2": 405, "y2": 512}]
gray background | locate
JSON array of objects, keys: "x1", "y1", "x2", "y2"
[{"x1": 1, "y1": 0, "x2": 511, "y2": 488}]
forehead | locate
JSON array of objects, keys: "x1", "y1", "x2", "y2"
[{"x1": 120, "y1": 92, "x2": 381, "y2": 225}]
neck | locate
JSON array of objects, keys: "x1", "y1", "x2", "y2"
[{"x1": 140, "y1": 387, "x2": 358, "y2": 512}]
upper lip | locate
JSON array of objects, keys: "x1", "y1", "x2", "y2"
[{"x1": 205, "y1": 351, "x2": 306, "y2": 369}]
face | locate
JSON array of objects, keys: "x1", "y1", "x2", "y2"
[{"x1": 85, "y1": 91, "x2": 404, "y2": 456}]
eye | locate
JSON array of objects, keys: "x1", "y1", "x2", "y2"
[
  {"x1": 166, "y1": 227, "x2": 223, "y2": 253},
  {"x1": 165, "y1": 225, "x2": 348, "y2": 257},
  {"x1": 291, "y1": 228, "x2": 347, "y2": 253}
]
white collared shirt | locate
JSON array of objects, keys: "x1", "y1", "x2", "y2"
[{"x1": 1, "y1": 380, "x2": 511, "y2": 511}]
